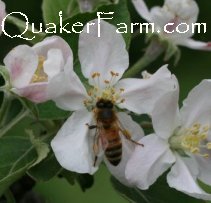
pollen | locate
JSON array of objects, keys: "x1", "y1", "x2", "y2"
[
  {"x1": 30, "y1": 56, "x2": 48, "y2": 83},
  {"x1": 110, "y1": 71, "x2": 119, "y2": 77},
  {"x1": 84, "y1": 70, "x2": 126, "y2": 110},
  {"x1": 92, "y1": 72, "x2": 100, "y2": 78},
  {"x1": 170, "y1": 123, "x2": 211, "y2": 158}
]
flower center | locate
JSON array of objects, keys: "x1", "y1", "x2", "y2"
[
  {"x1": 169, "y1": 123, "x2": 211, "y2": 158},
  {"x1": 30, "y1": 56, "x2": 48, "y2": 83},
  {"x1": 83, "y1": 71, "x2": 125, "y2": 110}
]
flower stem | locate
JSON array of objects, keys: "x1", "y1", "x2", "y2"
[
  {"x1": 0, "y1": 110, "x2": 29, "y2": 138},
  {"x1": 123, "y1": 40, "x2": 164, "y2": 78},
  {"x1": 0, "y1": 92, "x2": 12, "y2": 127}
]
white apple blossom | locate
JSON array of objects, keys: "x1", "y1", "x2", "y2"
[
  {"x1": 51, "y1": 19, "x2": 177, "y2": 183},
  {"x1": 0, "y1": 0, "x2": 6, "y2": 35},
  {"x1": 126, "y1": 79, "x2": 211, "y2": 200},
  {"x1": 132, "y1": 0, "x2": 211, "y2": 50},
  {"x1": 4, "y1": 36, "x2": 73, "y2": 103}
]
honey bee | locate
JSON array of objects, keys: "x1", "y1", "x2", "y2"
[{"x1": 87, "y1": 99, "x2": 143, "y2": 167}]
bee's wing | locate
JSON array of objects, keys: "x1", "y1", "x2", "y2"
[
  {"x1": 95, "y1": 122, "x2": 109, "y2": 151},
  {"x1": 116, "y1": 116, "x2": 144, "y2": 146}
]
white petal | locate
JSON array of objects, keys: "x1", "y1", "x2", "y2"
[
  {"x1": 125, "y1": 134, "x2": 175, "y2": 190},
  {"x1": 194, "y1": 153, "x2": 211, "y2": 186},
  {"x1": 167, "y1": 154, "x2": 211, "y2": 201},
  {"x1": 178, "y1": 39, "x2": 211, "y2": 51},
  {"x1": 0, "y1": 0, "x2": 6, "y2": 35},
  {"x1": 78, "y1": 0, "x2": 94, "y2": 12},
  {"x1": 116, "y1": 65, "x2": 177, "y2": 114},
  {"x1": 3, "y1": 45, "x2": 38, "y2": 88},
  {"x1": 33, "y1": 36, "x2": 72, "y2": 61},
  {"x1": 105, "y1": 112, "x2": 144, "y2": 185},
  {"x1": 117, "y1": 112, "x2": 144, "y2": 141},
  {"x1": 164, "y1": 0, "x2": 199, "y2": 21},
  {"x1": 48, "y1": 57, "x2": 88, "y2": 111},
  {"x1": 79, "y1": 19, "x2": 129, "y2": 88},
  {"x1": 51, "y1": 110, "x2": 99, "y2": 174},
  {"x1": 43, "y1": 49, "x2": 64, "y2": 79},
  {"x1": 180, "y1": 80, "x2": 211, "y2": 127},
  {"x1": 131, "y1": 0, "x2": 152, "y2": 22},
  {"x1": 152, "y1": 79, "x2": 180, "y2": 139},
  {"x1": 149, "y1": 0, "x2": 198, "y2": 44},
  {"x1": 12, "y1": 82, "x2": 48, "y2": 103}
]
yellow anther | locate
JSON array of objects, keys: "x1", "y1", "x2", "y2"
[
  {"x1": 30, "y1": 56, "x2": 48, "y2": 83},
  {"x1": 203, "y1": 125, "x2": 210, "y2": 133},
  {"x1": 92, "y1": 72, "x2": 100, "y2": 78},
  {"x1": 202, "y1": 154, "x2": 209, "y2": 158},
  {"x1": 110, "y1": 71, "x2": 116, "y2": 76},
  {"x1": 206, "y1": 143, "x2": 211, "y2": 149},
  {"x1": 110, "y1": 71, "x2": 119, "y2": 77},
  {"x1": 171, "y1": 123, "x2": 211, "y2": 158},
  {"x1": 86, "y1": 70, "x2": 126, "y2": 109},
  {"x1": 120, "y1": 99, "x2": 125, "y2": 103},
  {"x1": 200, "y1": 133, "x2": 207, "y2": 139},
  {"x1": 120, "y1": 88, "x2": 125, "y2": 92},
  {"x1": 190, "y1": 148, "x2": 199, "y2": 154},
  {"x1": 88, "y1": 91, "x2": 92, "y2": 96}
]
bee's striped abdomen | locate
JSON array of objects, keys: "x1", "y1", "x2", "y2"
[{"x1": 105, "y1": 137, "x2": 122, "y2": 166}]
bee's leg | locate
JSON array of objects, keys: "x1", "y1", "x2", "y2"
[
  {"x1": 121, "y1": 129, "x2": 144, "y2": 147},
  {"x1": 86, "y1": 123, "x2": 97, "y2": 130},
  {"x1": 93, "y1": 133, "x2": 100, "y2": 167}
]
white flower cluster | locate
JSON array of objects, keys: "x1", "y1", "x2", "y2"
[{"x1": 132, "y1": 0, "x2": 211, "y2": 50}]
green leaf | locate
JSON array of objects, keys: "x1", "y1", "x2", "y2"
[
  {"x1": 28, "y1": 151, "x2": 62, "y2": 182},
  {"x1": 62, "y1": 171, "x2": 95, "y2": 191},
  {"x1": 6, "y1": 16, "x2": 45, "y2": 44},
  {"x1": 0, "y1": 136, "x2": 38, "y2": 196},
  {"x1": 62, "y1": 171, "x2": 94, "y2": 191},
  {"x1": 42, "y1": 0, "x2": 80, "y2": 24},
  {"x1": 111, "y1": 175, "x2": 205, "y2": 203},
  {"x1": 36, "y1": 101, "x2": 71, "y2": 120},
  {"x1": 62, "y1": 170, "x2": 76, "y2": 185},
  {"x1": 76, "y1": 173, "x2": 94, "y2": 192}
]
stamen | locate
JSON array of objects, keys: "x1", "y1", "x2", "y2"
[
  {"x1": 84, "y1": 70, "x2": 126, "y2": 110},
  {"x1": 206, "y1": 143, "x2": 211, "y2": 149},
  {"x1": 92, "y1": 72, "x2": 100, "y2": 78},
  {"x1": 170, "y1": 123, "x2": 211, "y2": 158},
  {"x1": 201, "y1": 154, "x2": 209, "y2": 158},
  {"x1": 30, "y1": 56, "x2": 48, "y2": 83},
  {"x1": 110, "y1": 71, "x2": 119, "y2": 77}
]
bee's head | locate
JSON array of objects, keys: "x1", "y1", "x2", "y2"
[{"x1": 96, "y1": 99, "x2": 113, "y2": 109}]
